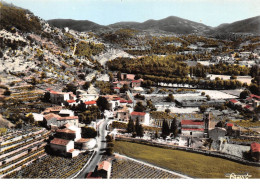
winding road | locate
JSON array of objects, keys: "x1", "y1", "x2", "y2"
[{"x1": 75, "y1": 119, "x2": 108, "y2": 178}]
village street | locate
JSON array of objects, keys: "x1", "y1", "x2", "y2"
[{"x1": 75, "y1": 119, "x2": 108, "y2": 178}]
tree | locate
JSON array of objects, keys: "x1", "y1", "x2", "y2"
[
  {"x1": 3, "y1": 89, "x2": 11, "y2": 96},
  {"x1": 96, "y1": 96, "x2": 109, "y2": 112},
  {"x1": 120, "y1": 84, "x2": 129, "y2": 93},
  {"x1": 135, "y1": 117, "x2": 144, "y2": 137},
  {"x1": 134, "y1": 74, "x2": 142, "y2": 80},
  {"x1": 199, "y1": 105, "x2": 208, "y2": 113},
  {"x1": 165, "y1": 94, "x2": 174, "y2": 102},
  {"x1": 206, "y1": 95, "x2": 211, "y2": 101},
  {"x1": 216, "y1": 121, "x2": 225, "y2": 128},
  {"x1": 43, "y1": 91, "x2": 50, "y2": 102},
  {"x1": 155, "y1": 130, "x2": 158, "y2": 139},
  {"x1": 117, "y1": 71, "x2": 122, "y2": 81},
  {"x1": 106, "y1": 147, "x2": 114, "y2": 156},
  {"x1": 127, "y1": 118, "x2": 135, "y2": 133},
  {"x1": 240, "y1": 90, "x2": 251, "y2": 99},
  {"x1": 161, "y1": 119, "x2": 170, "y2": 138},
  {"x1": 201, "y1": 92, "x2": 205, "y2": 96},
  {"x1": 83, "y1": 82, "x2": 90, "y2": 90},
  {"x1": 81, "y1": 126, "x2": 97, "y2": 138},
  {"x1": 134, "y1": 102, "x2": 146, "y2": 112},
  {"x1": 64, "y1": 83, "x2": 77, "y2": 94},
  {"x1": 106, "y1": 135, "x2": 113, "y2": 142},
  {"x1": 170, "y1": 118, "x2": 178, "y2": 138}
]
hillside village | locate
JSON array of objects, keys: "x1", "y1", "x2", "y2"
[{"x1": 0, "y1": 2, "x2": 260, "y2": 179}]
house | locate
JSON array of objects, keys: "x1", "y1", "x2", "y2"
[
  {"x1": 56, "y1": 126, "x2": 81, "y2": 141},
  {"x1": 43, "y1": 113, "x2": 79, "y2": 128},
  {"x1": 229, "y1": 99, "x2": 239, "y2": 106},
  {"x1": 181, "y1": 113, "x2": 210, "y2": 138},
  {"x1": 181, "y1": 120, "x2": 205, "y2": 138},
  {"x1": 66, "y1": 99, "x2": 77, "y2": 106},
  {"x1": 131, "y1": 80, "x2": 142, "y2": 88},
  {"x1": 49, "y1": 90, "x2": 76, "y2": 104},
  {"x1": 130, "y1": 111, "x2": 150, "y2": 125},
  {"x1": 42, "y1": 106, "x2": 63, "y2": 115},
  {"x1": 50, "y1": 138, "x2": 75, "y2": 156},
  {"x1": 84, "y1": 100, "x2": 97, "y2": 108},
  {"x1": 97, "y1": 161, "x2": 112, "y2": 179},
  {"x1": 250, "y1": 142, "x2": 260, "y2": 162},
  {"x1": 74, "y1": 138, "x2": 97, "y2": 151},
  {"x1": 121, "y1": 73, "x2": 135, "y2": 81},
  {"x1": 116, "y1": 106, "x2": 132, "y2": 122},
  {"x1": 76, "y1": 90, "x2": 98, "y2": 102},
  {"x1": 59, "y1": 109, "x2": 74, "y2": 117}
]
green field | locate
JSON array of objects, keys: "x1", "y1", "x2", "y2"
[{"x1": 114, "y1": 141, "x2": 260, "y2": 178}]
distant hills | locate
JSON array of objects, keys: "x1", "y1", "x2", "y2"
[
  {"x1": 47, "y1": 19, "x2": 105, "y2": 32},
  {"x1": 213, "y1": 16, "x2": 260, "y2": 34},
  {"x1": 109, "y1": 16, "x2": 212, "y2": 34},
  {"x1": 47, "y1": 15, "x2": 260, "y2": 35}
]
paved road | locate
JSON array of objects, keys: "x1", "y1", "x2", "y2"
[{"x1": 75, "y1": 119, "x2": 108, "y2": 178}]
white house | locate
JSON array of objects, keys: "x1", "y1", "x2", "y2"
[
  {"x1": 49, "y1": 90, "x2": 76, "y2": 104},
  {"x1": 44, "y1": 113, "x2": 79, "y2": 128},
  {"x1": 130, "y1": 111, "x2": 150, "y2": 126}
]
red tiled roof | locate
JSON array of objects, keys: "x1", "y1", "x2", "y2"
[
  {"x1": 126, "y1": 74, "x2": 135, "y2": 80},
  {"x1": 120, "y1": 100, "x2": 128, "y2": 103},
  {"x1": 113, "y1": 87, "x2": 120, "y2": 89},
  {"x1": 250, "y1": 94, "x2": 260, "y2": 100},
  {"x1": 127, "y1": 100, "x2": 133, "y2": 103},
  {"x1": 244, "y1": 105, "x2": 252, "y2": 109},
  {"x1": 67, "y1": 100, "x2": 76, "y2": 103},
  {"x1": 114, "y1": 97, "x2": 121, "y2": 100},
  {"x1": 75, "y1": 138, "x2": 91, "y2": 143},
  {"x1": 131, "y1": 112, "x2": 146, "y2": 116},
  {"x1": 98, "y1": 161, "x2": 111, "y2": 171},
  {"x1": 132, "y1": 80, "x2": 141, "y2": 83},
  {"x1": 56, "y1": 128, "x2": 76, "y2": 134},
  {"x1": 57, "y1": 116, "x2": 78, "y2": 120},
  {"x1": 84, "y1": 100, "x2": 96, "y2": 105},
  {"x1": 229, "y1": 99, "x2": 238, "y2": 104},
  {"x1": 50, "y1": 138, "x2": 71, "y2": 146},
  {"x1": 181, "y1": 120, "x2": 204, "y2": 125},
  {"x1": 251, "y1": 142, "x2": 260, "y2": 153},
  {"x1": 182, "y1": 128, "x2": 204, "y2": 131},
  {"x1": 44, "y1": 113, "x2": 60, "y2": 120},
  {"x1": 226, "y1": 123, "x2": 234, "y2": 127},
  {"x1": 68, "y1": 149, "x2": 75, "y2": 153}
]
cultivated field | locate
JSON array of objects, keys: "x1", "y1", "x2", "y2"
[
  {"x1": 111, "y1": 156, "x2": 183, "y2": 179},
  {"x1": 114, "y1": 141, "x2": 260, "y2": 178},
  {"x1": 5, "y1": 152, "x2": 93, "y2": 178}
]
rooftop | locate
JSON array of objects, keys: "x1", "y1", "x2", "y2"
[
  {"x1": 181, "y1": 120, "x2": 204, "y2": 125},
  {"x1": 98, "y1": 161, "x2": 111, "y2": 172},
  {"x1": 50, "y1": 138, "x2": 71, "y2": 146},
  {"x1": 131, "y1": 112, "x2": 146, "y2": 116},
  {"x1": 251, "y1": 142, "x2": 260, "y2": 153}
]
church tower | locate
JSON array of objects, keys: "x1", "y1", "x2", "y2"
[{"x1": 203, "y1": 112, "x2": 210, "y2": 138}]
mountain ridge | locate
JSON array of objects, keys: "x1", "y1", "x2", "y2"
[{"x1": 48, "y1": 15, "x2": 260, "y2": 35}]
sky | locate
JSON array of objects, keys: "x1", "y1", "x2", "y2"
[{"x1": 3, "y1": 0, "x2": 260, "y2": 27}]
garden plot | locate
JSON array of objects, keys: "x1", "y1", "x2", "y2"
[
  {"x1": 155, "y1": 104, "x2": 199, "y2": 114},
  {"x1": 111, "y1": 155, "x2": 184, "y2": 179},
  {"x1": 196, "y1": 90, "x2": 237, "y2": 99}
]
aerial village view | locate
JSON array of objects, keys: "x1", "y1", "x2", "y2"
[{"x1": 0, "y1": 0, "x2": 259, "y2": 181}]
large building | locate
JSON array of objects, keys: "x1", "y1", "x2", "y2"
[{"x1": 181, "y1": 113, "x2": 210, "y2": 138}]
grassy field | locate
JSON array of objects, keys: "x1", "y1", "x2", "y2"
[{"x1": 114, "y1": 141, "x2": 260, "y2": 179}]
